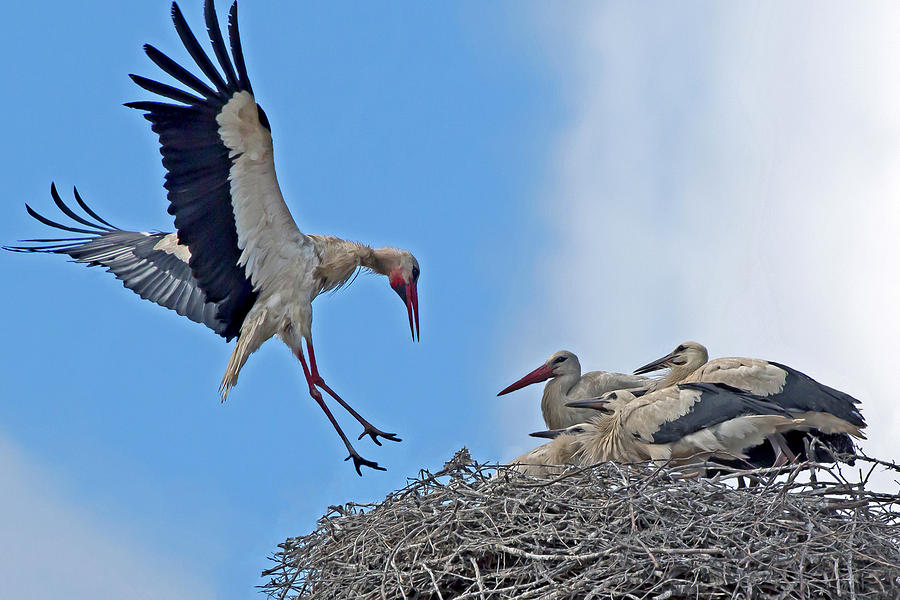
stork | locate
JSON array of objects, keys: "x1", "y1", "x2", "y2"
[
  {"x1": 497, "y1": 350, "x2": 650, "y2": 429},
  {"x1": 633, "y1": 342, "x2": 865, "y2": 467},
  {"x1": 4, "y1": 1, "x2": 420, "y2": 474},
  {"x1": 559, "y1": 382, "x2": 805, "y2": 467},
  {"x1": 506, "y1": 431, "x2": 582, "y2": 478}
]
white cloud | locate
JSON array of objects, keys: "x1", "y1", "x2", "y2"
[
  {"x1": 0, "y1": 436, "x2": 213, "y2": 600},
  {"x1": 499, "y1": 2, "x2": 900, "y2": 484}
]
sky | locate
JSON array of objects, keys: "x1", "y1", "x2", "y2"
[{"x1": 0, "y1": 2, "x2": 898, "y2": 599}]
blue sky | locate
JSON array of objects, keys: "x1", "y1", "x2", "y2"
[{"x1": 1, "y1": 2, "x2": 898, "y2": 599}]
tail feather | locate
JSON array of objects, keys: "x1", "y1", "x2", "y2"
[{"x1": 219, "y1": 308, "x2": 269, "y2": 400}]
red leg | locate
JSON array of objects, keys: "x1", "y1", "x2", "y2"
[
  {"x1": 296, "y1": 348, "x2": 384, "y2": 475},
  {"x1": 306, "y1": 339, "x2": 402, "y2": 446},
  {"x1": 767, "y1": 434, "x2": 797, "y2": 468}
]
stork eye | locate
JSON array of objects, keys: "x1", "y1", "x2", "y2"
[
  {"x1": 676, "y1": 345, "x2": 686, "y2": 352},
  {"x1": 412, "y1": 266, "x2": 420, "y2": 281},
  {"x1": 553, "y1": 356, "x2": 566, "y2": 364}
]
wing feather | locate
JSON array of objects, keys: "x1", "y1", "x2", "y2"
[
  {"x1": 143, "y1": 44, "x2": 221, "y2": 100},
  {"x1": 227, "y1": 2, "x2": 252, "y2": 91},
  {"x1": 685, "y1": 358, "x2": 865, "y2": 429},
  {"x1": 129, "y1": 74, "x2": 206, "y2": 106},
  {"x1": 127, "y1": 1, "x2": 310, "y2": 338},
  {"x1": 204, "y1": 0, "x2": 239, "y2": 88},
  {"x1": 6, "y1": 187, "x2": 233, "y2": 339},
  {"x1": 170, "y1": 3, "x2": 227, "y2": 92},
  {"x1": 631, "y1": 383, "x2": 791, "y2": 445}
]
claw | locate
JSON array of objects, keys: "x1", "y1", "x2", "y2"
[
  {"x1": 345, "y1": 451, "x2": 387, "y2": 476},
  {"x1": 358, "y1": 427, "x2": 403, "y2": 446}
]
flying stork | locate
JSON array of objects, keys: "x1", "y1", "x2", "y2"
[
  {"x1": 633, "y1": 342, "x2": 865, "y2": 467},
  {"x1": 5, "y1": 1, "x2": 421, "y2": 474},
  {"x1": 497, "y1": 350, "x2": 650, "y2": 429},
  {"x1": 559, "y1": 382, "x2": 805, "y2": 467}
]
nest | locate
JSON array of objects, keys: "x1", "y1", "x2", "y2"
[{"x1": 263, "y1": 449, "x2": 900, "y2": 599}]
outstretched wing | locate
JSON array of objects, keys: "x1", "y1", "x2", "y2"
[
  {"x1": 6, "y1": 184, "x2": 232, "y2": 338},
  {"x1": 125, "y1": 1, "x2": 310, "y2": 335}
]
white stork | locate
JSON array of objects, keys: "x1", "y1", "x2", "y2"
[
  {"x1": 633, "y1": 342, "x2": 866, "y2": 467},
  {"x1": 557, "y1": 382, "x2": 805, "y2": 467},
  {"x1": 4, "y1": 1, "x2": 421, "y2": 474},
  {"x1": 506, "y1": 431, "x2": 582, "y2": 478},
  {"x1": 496, "y1": 350, "x2": 650, "y2": 430}
]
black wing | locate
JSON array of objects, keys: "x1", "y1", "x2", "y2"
[
  {"x1": 5, "y1": 184, "x2": 231, "y2": 338},
  {"x1": 709, "y1": 431, "x2": 858, "y2": 474},
  {"x1": 767, "y1": 361, "x2": 866, "y2": 428},
  {"x1": 125, "y1": 0, "x2": 263, "y2": 341},
  {"x1": 649, "y1": 382, "x2": 792, "y2": 445}
]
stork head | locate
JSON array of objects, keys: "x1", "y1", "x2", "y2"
[
  {"x1": 497, "y1": 350, "x2": 581, "y2": 396},
  {"x1": 566, "y1": 389, "x2": 636, "y2": 413},
  {"x1": 633, "y1": 341, "x2": 708, "y2": 375},
  {"x1": 381, "y1": 249, "x2": 420, "y2": 341},
  {"x1": 529, "y1": 421, "x2": 596, "y2": 440}
]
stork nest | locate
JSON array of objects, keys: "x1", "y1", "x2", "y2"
[{"x1": 262, "y1": 449, "x2": 900, "y2": 599}]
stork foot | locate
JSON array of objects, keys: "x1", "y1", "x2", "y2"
[
  {"x1": 358, "y1": 426, "x2": 402, "y2": 446},
  {"x1": 313, "y1": 378, "x2": 403, "y2": 446},
  {"x1": 346, "y1": 450, "x2": 387, "y2": 476}
]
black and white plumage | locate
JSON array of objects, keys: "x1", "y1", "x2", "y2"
[
  {"x1": 7, "y1": 184, "x2": 229, "y2": 337},
  {"x1": 633, "y1": 341, "x2": 866, "y2": 467},
  {"x1": 6, "y1": 1, "x2": 421, "y2": 475},
  {"x1": 548, "y1": 382, "x2": 805, "y2": 466}
]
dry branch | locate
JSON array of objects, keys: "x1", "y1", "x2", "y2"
[{"x1": 263, "y1": 450, "x2": 900, "y2": 599}]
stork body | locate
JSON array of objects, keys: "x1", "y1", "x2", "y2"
[
  {"x1": 497, "y1": 350, "x2": 650, "y2": 429},
  {"x1": 562, "y1": 383, "x2": 805, "y2": 466},
  {"x1": 507, "y1": 432, "x2": 581, "y2": 478},
  {"x1": 634, "y1": 342, "x2": 865, "y2": 467},
  {"x1": 5, "y1": 1, "x2": 421, "y2": 474}
]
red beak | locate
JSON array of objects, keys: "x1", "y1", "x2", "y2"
[
  {"x1": 497, "y1": 363, "x2": 555, "y2": 396},
  {"x1": 392, "y1": 278, "x2": 419, "y2": 342},
  {"x1": 407, "y1": 279, "x2": 419, "y2": 342}
]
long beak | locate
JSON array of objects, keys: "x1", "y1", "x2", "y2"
[
  {"x1": 529, "y1": 428, "x2": 566, "y2": 439},
  {"x1": 565, "y1": 398, "x2": 613, "y2": 413},
  {"x1": 393, "y1": 280, "x2": 420, "y2": 342},
  {"x1": 497, "y1": 363, "x2": 554, "y2": 396},
  {"x1": 633, "y1": 350, "x2": 677, "y2": 375},
  {"x1": 406, "y1": 279, "x2": 419, "y2": 342}
]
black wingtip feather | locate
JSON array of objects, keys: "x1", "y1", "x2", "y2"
[
  {"x1": 227, "y1": 1, "x2": 251, "y2": 93},
  {"x1": 170, "y1": 1, "x2": 228, "y2": 93},
  {"x1": 204, "y1": 0, "x2": 239, "y2": 89},
  {"x1": 24, "y1": 203, "x2": 100, "y2": 236},
  {"x1": 73, "y1": 186, "x2": 118, "y2": 230},
  {"x1": 50, "y1": 183, "x2": 113, "y2": 232},
  {"x1": 144, "y1": 44, "x2": 219, "y2": 99},
  {"x1": 130, "y1": 74, "x2": 206, "y2": 106}
]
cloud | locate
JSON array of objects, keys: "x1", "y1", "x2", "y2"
[
  {"x1": 499, "y1": 2, "x2": 900, "y2": 484},
  {"x1": 0, "y1": 436, "x2": 213, "y2": 600}
]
